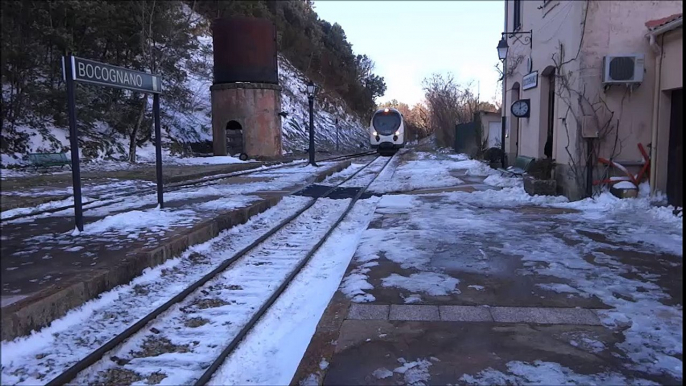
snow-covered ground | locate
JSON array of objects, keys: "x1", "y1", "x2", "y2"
[
  {"x1": 3, "y1": 162, "x2": 338, "y2": 227},
  {"x1": 337, "y1": 153, "x2": 682, "y2": 383},
  {"x1": 208, "y1": 198, "x2": 380, "y2": 385},
  {"x1": 1, "y1": 195, "x2": 381, "y2": 385},
  {"x1": 2, "y1": 150, "x2": 681, "y2": 385},
  {"x1": 1, "y1": 196, "x2": 313, "y2": 385}
]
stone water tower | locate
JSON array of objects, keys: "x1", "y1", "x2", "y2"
[{"x1": 211, "y1": 18, "x2": 283, "y2": 158}]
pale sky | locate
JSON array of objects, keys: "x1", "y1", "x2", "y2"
[{"x1": 313, "y1": 1, "x2": 504, "y2": 106}]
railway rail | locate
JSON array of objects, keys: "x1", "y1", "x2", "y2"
[
  {"x1": 37, "y1": 153, "x2": 392, "y2": 386},
  {"x1": 1, "y1": 151, "x2": 376, "y2": 223}
]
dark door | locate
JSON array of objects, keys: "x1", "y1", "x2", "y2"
[
  {"x1": 226, "y1": 120, "x2": 244, "y2": 156},
  {"x1": 667, "y1": 88, "x2": 683, "y2": 208},
  {"x1": 544, "y1": 73, "x2": 555, "y2": 159}
]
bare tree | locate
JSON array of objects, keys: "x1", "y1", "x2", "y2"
[
  {"x1": 128, "y1": 0, "x2": 199, "y2": 163},
  {"x1": 422, "y1": 73, "x2": 481, "y2": 148}
]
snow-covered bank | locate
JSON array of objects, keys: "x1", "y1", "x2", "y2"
[{"x1": 1, "y1": 9, "x2": 368, "y2": 171}]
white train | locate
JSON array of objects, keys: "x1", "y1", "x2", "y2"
[{"x1": 369, "y1": 107, "x2": 405, "y2": 156}]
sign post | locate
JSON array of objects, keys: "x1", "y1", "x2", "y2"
[
  {"x1": 62, "y1": 54, "x2": 163, "y2": 231},
  {"x1": 63, "y1": 55, "x2": 84, "y2": 231}
]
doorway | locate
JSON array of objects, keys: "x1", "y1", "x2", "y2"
[
  {"x1": 225, "y1": 120, "x2": 244, "y2": 156},
  {"x1": 488, "y1": 121, "x2": 501, "y2": 148},
  {"x1": 667, "y1": 88, "x2": 682, "y2": 208},
  {"x1": 544, "y1": 72, "x2": 556, "y2": 159}
]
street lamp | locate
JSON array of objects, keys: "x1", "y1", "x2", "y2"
[
  {"x1": 497, "y1": 37, "x2": 509, "y2": 61},
  {"x1": 307, "y1": 80, "x2": 318, "y2": 166},
  {"x1": 496, "y1": 37, "x2": 509, "y2": 169}
]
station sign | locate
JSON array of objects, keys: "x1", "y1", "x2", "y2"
[
  {"x1": 63, "y1": 56, "x2": 162, "y2": 94},
  {"x1": 522, "y1": 71, "x2": 538, "y2": 90}
]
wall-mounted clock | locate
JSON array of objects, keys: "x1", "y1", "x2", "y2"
[{"x1": 511, "y1": 99, "x2": 531, "y2": 118}]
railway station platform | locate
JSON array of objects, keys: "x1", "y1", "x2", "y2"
[
  {"x1": 0, "y1": 157, "x2": 354, "y2": 341},
  {"x1": 290, "y1": 178, "x2": 683, "y2": 386}
]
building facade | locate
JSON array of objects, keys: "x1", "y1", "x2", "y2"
[{"x1": 501, "y1": 0, "x2": 682, "y2": 205}]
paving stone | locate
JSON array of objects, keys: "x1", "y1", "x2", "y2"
[
  {"x1": 541, "y1": 307, "x2": 602, "y2": 325},
  {"x1": 490, "y1": 307, "x2": 602, "y2": 325},
  {"x1": 347, "y1": 304, "x2": 389, "y2": 320},
  {"x1": 389, "y1": 305, "x2": 440, "y2": 321},
  {"x1": 439, "y1": 305, "x2": 493, "y2": 322},
  {"x1": 490, "y1": 307, "x2": 551, "y2": 323}
]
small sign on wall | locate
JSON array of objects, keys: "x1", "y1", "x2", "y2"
[{"x1": 522, "y1": 71, "x2": 538, "y2": 90}]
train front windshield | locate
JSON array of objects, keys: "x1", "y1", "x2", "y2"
[{"x1": 372, "y1": 111, "x2": 401, "y2": 135}]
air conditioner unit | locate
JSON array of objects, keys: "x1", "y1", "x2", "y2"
[{"x1": 602, "y1": 54, "x2": 645, "y2": 84}]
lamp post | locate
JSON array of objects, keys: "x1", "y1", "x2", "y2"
[
  {"x1": 497, "y1": 37, "x2": 509, "y2": 169},
  {"x1": 307, "y1": 81, "x2": 318, "y2": 166}
]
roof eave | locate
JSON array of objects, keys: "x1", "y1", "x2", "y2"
[{"x1": 646, "y1": 18, "x2": 683, "y2": 38}]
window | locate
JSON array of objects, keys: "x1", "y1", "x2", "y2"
[
  {"x1": 372, "y1": 111, "x2": 402, "y2": 135},
  {"x1": 513, "y1": 0, "x2": 522, "y2": 30}
]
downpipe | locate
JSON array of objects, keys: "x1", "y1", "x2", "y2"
[
  {"x1": 648, "y1": 33, "x2": 662, "y2": 195},
  {"x1": 586, "y1": 138, "x2": 594, "y2": 197}
]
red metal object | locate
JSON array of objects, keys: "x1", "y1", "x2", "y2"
[
  {"x1": 593, "y1": 143, "x2": 651, "y2": 187},
  {"x1": 212, "y1": 18, "x2": 278, "y2": 84}
]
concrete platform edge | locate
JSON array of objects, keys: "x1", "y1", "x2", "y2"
[{"x1": 1, "y1": 160, "x2": 351, "y2": 341}]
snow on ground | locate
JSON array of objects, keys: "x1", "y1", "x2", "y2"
[
  {"x1": 483, "y1": 173, "x2": 521, "y2": 188},
  {"x1": 1, "y1": 196, "x2": 313, "y2": 385},
  {"x1": 460, "y1": 360, "x2": 659, "y2": 385},
  {"x1": 390, "y1": 357, "x2": 434, "y2": 385},
  {"x1": 339, "y1": 163, "x2": 682, "y2": 381},
  {"x1": 4, "y1": 163, "x2": 336, "y2": 225},
  {"x1": 1, "y1": 196, "x2": 93, "y2": 220},
  {"x1": 0, "y1": 153, "x2": 252, "y2": 181},
  {"x1": 381, "y1": 272, "x2": 460, "y2": 296},
  {"x1": 80, "y1": 208, "x2": 198, "y2": 236},
  {"x1": 2, "y1": 179, "x2": 154, "y2": 198},
  {"x1": 368, "y1": 151, "x2": 468, "y2": 194},
  {"x1": 321, "y1": 162, "x2": 367, "y2": 185},
  {"x1": 69, "y1": 198, "x2": 353, "y2": 385},
  {"x1": 209, "y1": 197, "x2": 380, "y2": 385}
]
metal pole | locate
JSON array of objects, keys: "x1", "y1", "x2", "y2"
[
  {"x1": 153, "y1": 93, "x2": 164, "y2": 208},
  {"x1": 65, "y1": 54, "x2": 84, "y2": 232},
  {"x1": 501, "y1": 117, "x2": 507, "y2": 168},
  {"x1": 500, "y1": 68, "x2": 507, "y2": 168},
  {"x1": 308, "y1": 96, "x2": 317, "y2": 166},
  {"x1": 501, "y1": 0, "x2": 508, "y2": 169},
  {"x1": 586, "y1": 138, "x2": 593, "y2": 198}
]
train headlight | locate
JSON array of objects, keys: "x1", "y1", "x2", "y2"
[
  {"x1": 395, "y1": 131, "x2": 400, "y2": 136},
  {"x1": 373, "y1": 131, "x2": 378, "y2": 136}
]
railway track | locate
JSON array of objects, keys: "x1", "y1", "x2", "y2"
[
  {"x1": 34, "y1": 154, "x2": 392, "y2": 386},
  {"x1": 1, "y1": 151, "x2": 377, "y2": 223}
]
